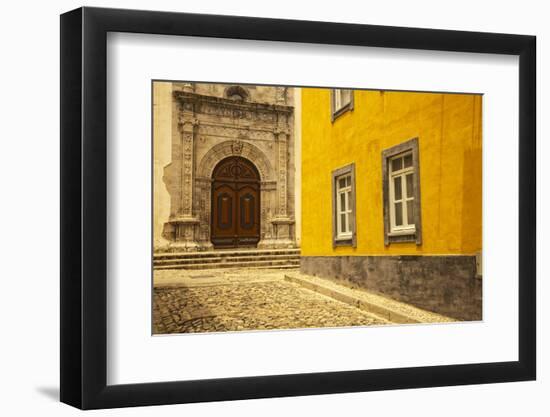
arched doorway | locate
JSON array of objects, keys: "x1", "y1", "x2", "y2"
[{"x1": 211, "y1": 156, "x2": 261, "y2": 248}]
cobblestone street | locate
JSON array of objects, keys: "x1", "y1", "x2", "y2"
[{"x1": 153, "y1": 270, "x2": 389, "y2": 334}]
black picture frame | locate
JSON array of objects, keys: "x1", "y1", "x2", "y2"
[{"x1": 60, "y1": 6, "x2": 536, "y2": 410}]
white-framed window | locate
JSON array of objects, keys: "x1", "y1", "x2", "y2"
[
  {"x1": 331, "y1": 89, "x2": 354, "y2": 121},
  {"x1": 336, "y1": 174, "x2": 353, "y2": 239},
  {"x1": 332, "y1": 163, "x2": 356, "y2": 247},
  {"x1": 382, "y1": 138, "x2": 422, "y2": 245},
  {"x1": 389, "y1": 152, "x2": 415, "y2": 234}
]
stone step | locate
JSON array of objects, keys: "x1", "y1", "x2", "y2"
[
  {"x1": 153, "y1": 253, "x2": 301, "y2": 263},
  {"x1": 156, "y1": 258, "x2": 301, "y2": 268},
  {"x1": 154, "y1": 248, "x2": 300, "y2": 261},
  {"x1": 153, "y1": 259, "x2": 300, "y2": 271},
  {"x1": 154, "y1": 254, "x2": 301, "y2": 266},
  {"x1": 155, "y1": 264, "x2": 300, "y2": 271}
]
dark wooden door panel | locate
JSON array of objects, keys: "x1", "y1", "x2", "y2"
[
  {"x1": 236, "y1": 184, "x2": 259, "y2": 246},
  {"x1": 237, "y1": 184, "x2": 259, "y2": 234},
  {"x1": 213, "y1": 185, "x2": 236, "y2": 234},
  {"x1": 239, "y1": 192, "x2": 255, "y2": 231},
  {"x1": 211, "y1": 157, "x2": 260, "y2": 248}
]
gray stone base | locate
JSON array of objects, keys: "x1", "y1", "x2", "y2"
[{"x1": 301, "y1": 255, "x2": 482, "y2": 321}]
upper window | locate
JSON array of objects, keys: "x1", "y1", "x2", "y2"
[
  {"x1": 332, "y1": 163, "x2": 356, "y2": 247},
  {"x1": 331, "y1": 89, "x2": 354, "y2": 122},
  {"x1": 382, "y1": 138, "x2": 422, "y2": 245}
]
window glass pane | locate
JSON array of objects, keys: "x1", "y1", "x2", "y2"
[
  {"x1": 391, "y1": 157, "x2": 402, "y2": 172},
  {"x1": 404, "y1": 153, "x2": 413, "y2": 168},
  {"x1": 338, "y1": 177, "x2": 346, "y2": 189},
  {"x1": 340, "y1": 214, "x2": 347, "y2": 233},
  {"x1": 394, "y1": 202, "x2": 403, "y2": 226},
  {"x1": 407, "y1": 200, "x2": 415, "y2": 225},
  {"x1": 340, "y1": 192, "x2": 346, "y2": 212},
  {"x1": 393, "y1": 176, "x2": 402, "y2": 200},
  {"x1": 406, "y1": 173, "x2": 414, "y2": 198},
  {"x1": 346, "y1": 176, "x2": 351, "y2": 187}
]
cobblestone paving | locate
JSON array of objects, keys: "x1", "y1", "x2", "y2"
[{"x1": 153, "y1": 279, "x2": 389, "y2": 334}]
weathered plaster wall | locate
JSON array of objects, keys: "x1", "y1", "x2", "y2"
[
  {"x1": 294, "y1": 88, "x2": 302, "y2": 245},
  {"x1": 153, "y1": 82, "x2": 172, "y2": 248}
]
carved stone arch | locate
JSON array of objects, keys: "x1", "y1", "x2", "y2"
[
  {"x1": 224, "y1": 85, "x2": 250, "y2": 101},
  {"x1": 197, "y1": 140, "x2": 274, "y2": 182}
]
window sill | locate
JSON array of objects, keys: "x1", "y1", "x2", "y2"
[
  {"x1": 386, "y1": 232, "x2": 417, "y2": 244},
  {"x1": 388, "y1": 228, "x2": 416, "y2": 237},
  {"x1": 333, "y1": 237, "x2": 354, "y2": 247}
]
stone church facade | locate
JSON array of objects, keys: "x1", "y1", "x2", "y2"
[{"x1": 153, "y1": 82, "x2": 298, "y2": 252}]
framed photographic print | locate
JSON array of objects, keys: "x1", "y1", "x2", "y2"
[{"x1": 60, "y1": 6, "x2": 536, "y2": 410}]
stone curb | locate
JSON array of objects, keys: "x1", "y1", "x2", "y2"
[{"x1": 284, "y1": 273, "x2": 455, "y2": 324}]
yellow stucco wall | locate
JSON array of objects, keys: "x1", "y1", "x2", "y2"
[{"x1": 301, "y1": 89, "x2": 482, "y2": 256}]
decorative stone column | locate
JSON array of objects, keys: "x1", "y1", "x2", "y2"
[
  {"x1": 257, "y1": 181, "x2": 278, "y2": 249},
  {"x1": 195, "y1": 177, "x2": 214, "y2": 251},
  {"x1": 277, "y1": 130, "x2": 288, "y2": 217},
  {"x1": 167, "y1": 117, "x2": 200, "y2": 250},
  {"x1": 268, "y1": 126, "x2": 295, "y2": 248}
]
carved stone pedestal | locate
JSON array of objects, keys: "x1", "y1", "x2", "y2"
[
  {"x1": 163, "y1": 216, "x2": 200, "y2": 251},
  {"x1": 258, "y1": 217, "x2": 295, "y2": 249}
]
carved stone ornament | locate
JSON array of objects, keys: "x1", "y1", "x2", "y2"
[{"x1": 232, "y1": 140, "x2": 244, "y2": 155}]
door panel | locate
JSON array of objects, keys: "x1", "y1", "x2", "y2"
[
  {"x1": 214, "y1": 186, "x2": 235, "y2": 232},
  {"x1": 211, "y1": 157, "x2": 260, "y2": 248},
  {"x1": 239, "y1": 193, "x2": 255, "y2": 230},
  {"x1": 236, "y1": 182, "x2": 260, "y2": 248}
]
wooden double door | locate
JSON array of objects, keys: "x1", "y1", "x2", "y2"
[{"x1": 211, "y1": 157, "x2": 261, "y2": 248}]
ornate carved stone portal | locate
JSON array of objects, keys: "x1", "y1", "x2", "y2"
[{"x1": 159, "y1": 82, "x2": 296, "y2": 251}]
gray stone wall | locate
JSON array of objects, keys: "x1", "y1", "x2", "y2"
[{"x1": 301, "y1": 255, "x2": 482, "y2": 321}]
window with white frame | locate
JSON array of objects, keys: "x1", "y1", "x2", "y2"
[
  {"x1": 332, "y1": 163, "x2": 356, "y2": 247},
  {"x1": 331, "y1": 89, "x2": 353, "y2": 121},
  {"x1": 389, "y1": 152, "x2": 415, "y2": 233},
  {"x1": 382, "y1": 138, "x2": 422, "y2": 245},
  {"x1": 336, "y1": 174, "x2": 353, "y2": 239}
]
